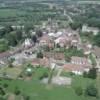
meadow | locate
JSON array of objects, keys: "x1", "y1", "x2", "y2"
[{"x1": 0, "y1": 67, "x2": 99, "y2": 100}]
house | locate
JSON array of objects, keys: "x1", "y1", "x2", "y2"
[
  {"x1": 71, "y1": 34, "x2": 79, "y2": 48},
  {"x1": 71, "y1": 56, "x2": 92, "y2": 67},
  {"x1": 0, "y1": 52, "x2": 12, "y2": 66},
  {"x1": 0, "y1": 52, "x2": 12, "y2": 61},
  {"x1": 82, "y1": 43, "x2": 92, "y2": 55},
  {"x1": 43, "y1": 52, "x2": 65, "y2": 61},
  {"x1": 39, "y1": 35, "x2": 54, "y2": 48},
  {"x1": 54, "y1": 36, "x2": 71, "y2": 48},
  {"x1": 32, "y1": 57, "x2": 49, "y2": 67},
  {"x1": 22, "y1": 38, "x2": 34, "y2": 48},
  {"x1": 63, "y1": 63, "x2": 87, "y2": 75},
  {"x1": 82, "y1": 24, "x2": 99, "y2": 35},
  {"x1": 11, "y1": 25, "x2": 24, "y2": 30},
  {"x1": 48, "y1": 32, "x2": 55, "y2": 37},
  {"x1": 93, "y1": 46, "x2": 100, "y2": 59}
]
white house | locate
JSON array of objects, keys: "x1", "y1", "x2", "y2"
[
  {"x1": 82, "y1": 24, "x2": 99, "y2": 35},
  {"x1": 23, "y1": 38, "x2": 33, "y2": 48}
]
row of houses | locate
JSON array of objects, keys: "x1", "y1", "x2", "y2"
[{"x1": 32, "y1": 51, "x2": 92, "y2": 75}]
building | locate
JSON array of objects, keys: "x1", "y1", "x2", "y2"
[
  {"x1": 43, "y1": 52, "x2": 65, "y2": 61},
  {"x1": 54, "y1": 36, "x2": 70, "y2": 48},
  {"x1": 22, "y1": 38, "x2": 34, "y2": 48},
  {"x1": 82, "y1": 24, "x2": 99, "y2": 35},
  {"x1": 93, "y1": 46, "x2": 100, "y2": 59},
  {"x1": 71, "y1": 56, "x2": 92, "y2": 67},
  {"x1": 32, "y1": 57, "x2": 49, "y2": 67},
  {"x1": 0, "y1": 51, "x2": 12, "y2": 66},
  {"x1": 82, "y1": 43, "x2": 92, "y2": 55},
  {"x1": 63, "y1": 63, "x2": 86, "y2": 75},
  {"x1": 39, "y1": 35, "x2": 54, "y2": 48}
]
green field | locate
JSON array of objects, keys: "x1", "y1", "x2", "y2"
[
  {"x1": 0, "y1": 67, "x2": 99, "y2": 100},
  {"x1": 0, "y1": 9, "x2": 17, "y2": 18},
  {"x1": 0, "y1": 9, "x2": 26, "y2": 18}
]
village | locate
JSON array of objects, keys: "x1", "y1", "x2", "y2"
[
  {"x1": 0, "y1": 20, "x2": 99, "y2": 82},
  {"x1": 0, "y1": 0, "x2": 100, "y2": 99}
]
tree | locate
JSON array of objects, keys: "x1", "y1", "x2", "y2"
[
  {"x1": 65, "y1": 55, "x2": 71, "y2": 62},
  {"x1": 3, "y1": 83, "x2": 8, "y2": 88},
  {"x1": 5, "y1": 25, "x2": 13, "y2": 33},
  {"x1": 0, "y1": 87, "x2": 6, "y2": 96},
  {"x1": 44, "y1": 45, "x2": 50, "y2": 51},
  {"x1": 85, "y1": 84, "x2": 98, "y2": 97},
  {"x1": 23, "y1": 95, "x2": 30, "y2": 100},
  {"x1": 93, "y1": 33, "x2": 100, "y2": 47},
  {"x1": 15, "y1": 30, "x2": 23, "y2": 42},
  {"x1": 8, "y1": 59, "x2": 14, "y2": 68},
  {"x1": 32, "y1": 35, "x2": 37, "y2": 43},
  {"x1": 14, "y1": 87, "x2": 21, "y2": 95},
  {"x1": 0, "y1": 40, "x2": 9, "y2": 52},
  {"x1": 36, "y1": 30, "x2": 43, "y2": 37},
  {"x1": 5, "y1": 33, "x2": 17, "y2": 46},
  {"x1": 37, "y1": 51, "x2": 43, "y2": 58},
  {"x1": 83, "y1": 71, "x2": 88, "y2": 78},
  {"x1": 24, "y1": 23, "x2": 34, "y2": 33},
  {"x1": 0, "y1": 28, "x2": 6, "y2": 38},
  {"x1": 69, "y1": 21, "x2": 82, "y2": 30},
  {"x1": 88, "y1": 68, "x2": 97, "y2": 79},
  {"x1": 74, "y1": 86, "x2": 83, "y2": 96}
]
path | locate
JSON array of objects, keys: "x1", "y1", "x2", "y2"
[{"x1": 56, "y1": 68, "x2": 63, "y2": 77}]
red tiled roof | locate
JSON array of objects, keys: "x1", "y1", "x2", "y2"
[
  {"x1": 0, "y1": 52, "x2": 11, "y2": 59},
  {"x1": 71, "y1": 56, "x2": 91, "y2": 67},
  {"x1": 32, "y1": 57, "x2": 49, "y2": 67},
  {"x1": 43, "y1": 52, "x2": 65, "y2": 60},
  {"x1": 63, "y1": 63, "x2": 85, "y2": 72}
]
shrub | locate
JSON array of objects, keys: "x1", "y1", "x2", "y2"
[
  {"x1": 85, "y1": 84, "x2": 98, "y2": 97},
  {"x1": 74, "y1": 86, "x2": 83, "y2": 96}
]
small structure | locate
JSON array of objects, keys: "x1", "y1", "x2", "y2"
[{"x1": 26, "y1": 68, "x2": 32, "y2": 73}]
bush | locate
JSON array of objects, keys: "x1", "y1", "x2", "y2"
[
  {"x1": 37, "y1": 51, "x2": 43, "y2": 58},
  {"x1": 74, "y1": 86, "x2": 83, "y2": 96},
  {"x1": 88, "y1": 68, "x2": 97, "y2": 79},
  {"x1": 0, "y1": 87, "x2": 6, "y2": 96},
  {"x1": 14, "y1": 87, "x2": 21, "y2": 95},
  {"x1": 3, "y1": 83, "x2": 8, "y2": 88},
  {"x1": 83, "y1": 71, "x2": 88, "y2": 78},
  {"x1": 85, "y1": 84, "x2": 98, "y2": 97}
]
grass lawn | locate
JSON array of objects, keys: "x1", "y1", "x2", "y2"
[
  {"x1": 0, "y1": 78, "x2": 98, "y2": 100},
  {"x1": 0, "y1": 9, "x2": 26, "y2": 18},
  {"x1": 0, "y1": 68, "x2": 99, "y2": 100},
  {"x1": 61, "y1": 71, "x2": 95, "y2": 89},
  {"x1": 0, "y1": 9, "x2": 17, "y2": 18},
  {"x1": 0, "y1": 67, "x2": 23, "y2": 79}
]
